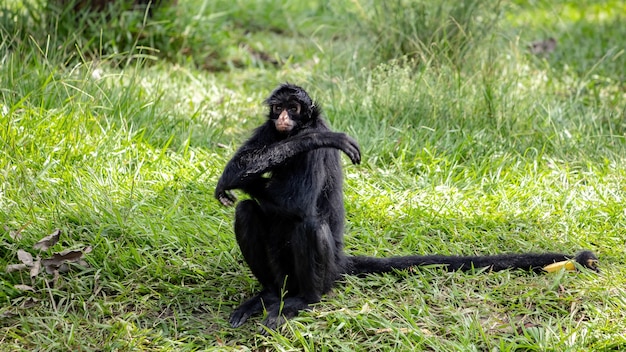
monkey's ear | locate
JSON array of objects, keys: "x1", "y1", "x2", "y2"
[{"x1": 309, "y1": 103, "x2": 321, "y2": 119}]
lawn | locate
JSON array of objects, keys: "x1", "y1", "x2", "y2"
[{"x1": 1, "y1": 0, "x2": 625, "y2": 350}]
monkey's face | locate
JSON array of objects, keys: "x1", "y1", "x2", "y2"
[
  {"x1": 265, "y1": 83, "x2": 317, "y2": 135},
  {"x1": 271, "y1": 101, "x2": 301, "y2": 133}
]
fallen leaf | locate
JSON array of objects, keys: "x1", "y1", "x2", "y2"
[
  {"x1": 6, "y1": 264, "x2": 29, "y2": 273},
  {"x1": 17, "y1": 249, "x2": 34, "y2": 266},
  {"x1": 47, "y1": 249, "x2": 84, "y2": 262},
  {"x1": 58, "y1": 263, "x2": 70, "y2": 273},
  {"x1": 14, "y1": 285, "x2": 35, "y2": 292},
  {"x1": 41, "y1": 247, "x2": 89, "y2": 274},
  {"x1": 33, "y1": 229, "x2": 61, "y2": 251},
  {"x1": 30, "y1": 259, "x2": 41, "y2": 278}
]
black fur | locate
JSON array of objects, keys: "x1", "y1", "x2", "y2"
[
  {"x1": 347, "y1": 250, "x2": 598, "y2": 275},
  {"x1": 215, "y1": 83, "x2": 598, "y2": 330}
]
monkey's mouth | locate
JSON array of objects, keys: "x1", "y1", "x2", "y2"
[{"x1": 275, "y1": 121, "x2": 294, "y2": 133}]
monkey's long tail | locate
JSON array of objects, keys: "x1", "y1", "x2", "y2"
[{"x1": 344, "y1": 250, "x2": 598, "y2": 276}]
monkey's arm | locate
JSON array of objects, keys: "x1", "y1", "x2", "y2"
[
  {"x1": 215, "y1": 131, "x2": 360, "y2": 206},
  {"x1": 241, "y1": 131, "x2": 360, "y2": 173}
]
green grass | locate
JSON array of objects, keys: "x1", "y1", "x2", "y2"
[{"x1": 1, "y1": 0, "x2": 625, "y2": 350}]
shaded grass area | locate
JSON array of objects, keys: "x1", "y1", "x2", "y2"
[{"x1": 1, "y1": 0, "x2": 625, "y2": 350}]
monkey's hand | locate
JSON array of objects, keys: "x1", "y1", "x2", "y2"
[
  {"x1": 335, "y1": 133, "x2": 361, "y2": 165},
  {"x1": 215, "y1": 189, "x2": 237, "y2": 207}
]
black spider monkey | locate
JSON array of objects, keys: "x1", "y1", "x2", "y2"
[{"x1": 215, "y1": 83, "x2": 598, "y2": 330}]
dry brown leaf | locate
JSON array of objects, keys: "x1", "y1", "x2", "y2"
[
  {"x1": 6, "y1": 263, "x2": 28, "y2": 273},
  {"x1": 58, "y1": 259, "x2": 90, "y2": 273},
  {"x1": 42, "y1": 248, "x2": 88, "y2": 274},
  {"x1": 30, "y1": 259, "x2": 41, "y2": 278},
  {"x1": 33, "y1": 229, "x2": 61, "y2": 251},
  {"x1": 17, "y1": 249, "x2": 34, "y2": 266},
  {"x1": 49, "y1": 248, "x2": 84, "y2": 262},
  {"x1": 43, "y1": 263, "x2": 55, "y2": 274},
  {"x1": 14, "y1": 285, "x2": 35, "y2": 292},
  {"x1": 58, "y1": 263, "x2": 70, "y2": 273}
]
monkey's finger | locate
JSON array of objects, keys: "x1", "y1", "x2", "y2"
[
  {"x1": 346, "y1": 136, "x2": 362, "y2": 164},
  {"x1": 353, "y1": 147, "x2": 362, "y2": 164},
  {"x1": 229, "y1": 310, "x2": 250, "y2": 328},
  {"x1": 218, "y1": 192, "x2": 237, "y2": 207},
  {"x1": 345, "y1": 135, "x2": 361, "y2": 150},
  {"x1": 337, "y1": 138, "x2": 360, "y2": 164},
  {"x1": 260, "y1": 314, "x2": 283, "y2": 333},
  {"x1": 347, "y1": 144, "x2": 361, "y2": 164},
  {"x1": 351, "y1": 151, "x2": 361, "y2": 164},
  {"x1": 340, "y1": 145, "x2": 360, "y2": 164}
]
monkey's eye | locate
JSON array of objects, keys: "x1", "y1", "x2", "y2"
[
  {"x1": 288, "y1": 103, "x2": 301, "y2": 114},
  {"x1": 272, "y1": 105, "x2": 283, "y2": 114}
]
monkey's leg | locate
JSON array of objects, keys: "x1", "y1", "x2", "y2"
[
  {"x1": 230, "y1": 200, "x2": 279, "y2": 328},
  {"x1": 293, "y1": 220, "x2": 338, "y2": 299},
  {"x1": 261, "y1": 220, "x2": 337, "y2": 330},
  {"x1": 234, "y1": 200, "x2": 276, "y2": 286}
]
